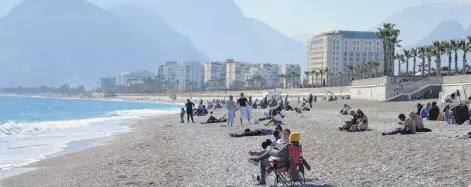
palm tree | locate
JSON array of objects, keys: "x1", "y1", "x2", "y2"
[
  {"x1": 377, "y1": 23, "x2": 402, "y2": 76},
  {"x1": 450, "y1": 39, "x2": 460, "y2": 74},
  {"x1": 347, "y1": 64, "x2": 354, "y2": 83},
  {"x1": 394, "y1": 54, "x2": 403, "y2": 76},
  {"x1": 319, "y1": 69, "x2": 325, "y2": 87},
  {"x1": 443, "y1": 41, "x2": 453, "y2": 76},
  {"x1": 291, "y1": 72, "x2": 300, "y2": 88},
  {"x1": 418, "y1": 46, "x2": 426, "y2": 76},
  {"x1": 432, "y1": 40, "x2": 446, "y2": 76},
  {"x1": 425, "y1": 46, "x2": 433, "y2": 76},
  {"x1": 314, "y1": 71, "x2": 320, "y2": 87},
  {"x1": 460, "y1": 37, "x2": 471, "y2": 74},
  {"x1": 304, "y1": 71, "x2": 310, "y2": 87},
  {"x1": 324, "y1": 68, "x2": 329, "y2": 86},
  {"x1": 310, "y1": 70, "x2": 316, "y2": 87},
  {"x1": 403, "y1": 49, "x2": 411, "y2": 76},
  {"x1": 410, "y1": 48, "x2": 418, "y2": 76},
  {"x1": 338, "y1": 72, "x2": 344, "y2": 85}
]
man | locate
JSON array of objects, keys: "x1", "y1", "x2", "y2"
[
  {"x1": 382, "y1": 112, "x2": 416, "y2": 135},
  {"x1": 237, "y1": 93, "x2": 252, "y2": 125},
  {"x1": 308, "y1": 94, "x2": 313, "y2": 108},
  {"x1": 185, "y1": 99, "x2": 195, "y2": 123},
  {"x1": 428, "y1": 102, "x2": 440, "y2": 120}
]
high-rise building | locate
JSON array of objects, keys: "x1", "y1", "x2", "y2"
[
  {"x1": 176, "y1": 61, "x2": 204, "y2": 91},
  {"x1": 204, "y1": 60, "x2": 227, "y2": 89},
  {"x1": 226, "y1": 59, "x2": 258, "y2": 88},
  {"x1": 116, "y1": 70, "x2": 155, "y2": 86},
  {"x1": 307, "y1": 30, "x2": 384, "y2": 86},
  {"x1": 279, "y1": 64, "x2": 302, "y2": 87},
  {"x1": 157, "y1": 61, "x2": 178, "y2": 82}
]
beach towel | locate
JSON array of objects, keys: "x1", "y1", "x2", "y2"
[{"x1": 240, "y1": 106, "x2": 251, "y2": 119}]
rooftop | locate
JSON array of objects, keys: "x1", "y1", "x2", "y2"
[{"x1": 311, "y1": 30, "x2": 380, "y2": 40}]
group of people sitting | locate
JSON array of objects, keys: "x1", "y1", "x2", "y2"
[
  {"x1": 245, "y1": 126, "x2": 310, "y2": 185},
  {"x1": 418, "y1": 96, "x2": 471, "y2": 125},
  {"x1": 338, "y1": 108, "x2": 369, "y2": 132},
  {"x1": 382, "y1": 111, "x2": 431, "y2": 135}
]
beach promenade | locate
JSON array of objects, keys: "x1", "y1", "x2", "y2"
[{"x1": 2, "y1": 99, "x2": 471, "y2": 187}]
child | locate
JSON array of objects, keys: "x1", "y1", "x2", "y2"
[{"x1": 180, "y1": 108, "x2": 185, "y2": 123}]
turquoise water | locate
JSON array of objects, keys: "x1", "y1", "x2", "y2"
[{"x1": 0, "y1": 96, "x2": 182, "y2": 170}]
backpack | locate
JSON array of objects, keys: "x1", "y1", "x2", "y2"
[{"x1": 453, "y1": 104, "x2": 470, "y2": 125}]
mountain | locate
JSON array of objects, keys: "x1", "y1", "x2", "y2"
[
  {"x1": 0, "y1": 0, "x2": 206, "y2": 86},
  {"x1": 91, "y1": 0, "x2": 307, "y2": 69},
  {"x1": 415, "y1": 20, "x2": 467, "y2": 46},
  {"x1": 377, "y1": 3, "x2": 471, "y2": 46}
]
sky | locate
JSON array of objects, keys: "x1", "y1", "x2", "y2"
[{"x1": 234, "y1": 0, "x2": 434, "y2": 36}]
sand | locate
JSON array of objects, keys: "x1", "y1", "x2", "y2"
[{"x1": 2, "y1": 99, "x2": 471, "y2": 187}]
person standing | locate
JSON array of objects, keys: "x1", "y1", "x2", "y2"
[
  {"x1": 237, "y1": 93, "x2": 251, "y2": 125},
  {"x1": 185, "y1": 99, "x2": 195, "y2": 123},
  {"x1": 226, "y1": 95, "x2": 236, "y2": 127},
  {"x1": 308, "y1": 94, "x2": 313, "y2": 108}
]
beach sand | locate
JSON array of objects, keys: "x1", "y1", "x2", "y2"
[{"x1": 2, "y1": 99, "x2": 471, "y2": 187}]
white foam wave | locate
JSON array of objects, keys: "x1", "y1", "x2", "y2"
[{"x1": 0, "y1": 109, "x2": 178, "y2": 138}]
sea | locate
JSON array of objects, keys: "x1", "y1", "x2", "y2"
[{"x1": 0, "y1": 96, "x2": 182, "y2": 173}]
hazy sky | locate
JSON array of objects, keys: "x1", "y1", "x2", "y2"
[{"x1": 234, "y1": 0, "x2": 435, "y2": 36}]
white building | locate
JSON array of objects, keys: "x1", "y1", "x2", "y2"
[
  {"x1": 279, "y1": 64, "x2": 302, "y2": 87},
  {"x1": 204, "y1": 61, "x2": 227, "y2": 89},
  {"x1": 157, "y1": 61, "x2": 178, "y2": 82},
  {"x1": 116, "y1": 70, "x2": 155, "y2": 86},
  {"x1": 307, "y1": 30, "x2": 384, "y2": 86},
  {"x1": 176, "y1": 61, "x2": 204, "y2": 91},
  {"x1": 98, "y1": 77, "x2": 116, "y2": 92},
  {"x1": 226, "y1": 59, "x2": 258, "y2": 88}
]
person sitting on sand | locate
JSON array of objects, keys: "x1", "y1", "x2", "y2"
[
  {"x1": 339, "y1": 111, "x2": 357, "y2": 131},
  {"x1": 340, "y1": 104, "x2": 352, "y2": 115},
  {"x1": 229, "y1": 128, "x2": 273, "y2": 138},
  {"x1": 271, "y1": 129, "x2": 290, "y2": 150},
  {"x1": 410, "y1": 111, "x2": 432, "y2": 132},
  {"x1": 351, "y1": 109, "x2": 368, "y2": 131},
  {"x1": 420, "y1": 102, "x2": 431, "y2": 118},
  {"x1": 248, "y1": 132, "x2": 301, "y2": 185},
  {"x1": 284, "y1": 101, "x2": 293, "y2": 111},
  {"x1": 415, "y1": 103, "x2": 423, "y2": 116},
  {"x1": 273, "y1": 125, "x2": 282, "y2": 141},
  {"x1": 382, "y1": 112, "x2": 416, "y2": 135},
  {"x1": 264, "y1": 110, "x2": 285, "y2": 126},
  {"x1": 428, "y1": 102, "x2": 440, "y2": 120}
]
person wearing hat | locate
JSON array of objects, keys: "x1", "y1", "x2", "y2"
[{"x1": 248, "y1": 132, "x2": 301, "y2": 185}]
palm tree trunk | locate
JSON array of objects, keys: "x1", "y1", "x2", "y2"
[
  {"x1": 427, "y1": 56, "x2": 432, "y2": 76},
  {"x1": 463, "y1": 52, "x2": 468, "y2": 75},
  {"x1": 413, "y1": 56, "x2": 417, "y2": 76},
  {"x1": 448, "y1": 53, "x2": 452, "y2": 76},
  {"x1": 454, "y1": 51, "x2": 458, "y2": 75},
  {"x1": 397, "y1": 60, "x2": 401, "y2": 76},
  {"x1": 405, "y1": 60, "x2": 409, "y2": 76},
  {"x1": 421, "y1": 57, "x2": 425, "y2": 76},
  {"x1": 436, "y1": 56, "x2": 441, "y2": 76}
]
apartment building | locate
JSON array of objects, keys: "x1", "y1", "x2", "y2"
[
  {"x1": 116, "y1": 70, "x2": 155, "y2": 86},
  {"x1": 307, "y1": 30, "x2": 384, "y2": 86},
  {"x1": 279, "y1": 64, "x2": 302, "y2": 87},
  {"x1": 226, "y1": 59, "x2": 258, "y2": 88},
  {"x1": 176, "y1": 61, "x2": 204, "y2": 91},
  {"x1": 98, "y1": 77, "x2": 116, "y2": 92},
  {"x1": 204, "y1": 61, "x2": 227, "y2": 89},
  {"x1": 157, "y1": 61, "x2": 178, "y2": 83}
]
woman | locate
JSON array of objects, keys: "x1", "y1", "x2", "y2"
[
  {"x1": 352, "y1": 109, "x2": 368, "y2": 131},
  {"x1": 272, "y1": 129, "x2": 290, "y2": 150},
  {"x1": 226, "y1": 95, "x2": 236, "y2": 127},
  {"x1": 415, "y1": 103, "x2": 423, "y2": 116}
]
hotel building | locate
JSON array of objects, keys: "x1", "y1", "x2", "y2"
[
  {"x1": 307, "y1": 30, "x2": 384, "y2": 86},
  {"x1": 157, "y1": 61, "x2": 178, "y2": 83},
  {"x1": 176, "y1": 61, "x2": 204, "y2": 91},
  {"x1": 203, "y1": 60, "x2": 227, "y2": 89},
  {"x1": 279, "y1": 64, "x2": 302, "y2": 87}
]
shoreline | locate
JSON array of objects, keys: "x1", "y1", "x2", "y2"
[{"x1": 3, "y1": 99, "x2": 471, "y2": 186}]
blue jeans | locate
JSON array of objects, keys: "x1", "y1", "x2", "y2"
[
  {"x1": 227, "y1": 109, "x2": 235, "y2": 126},
  {"x1": 385, "y1": 128, "x2": 409, "y2": 135}
]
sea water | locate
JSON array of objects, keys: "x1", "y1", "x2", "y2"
[{"x1": 0, "y1": 96, "x2": 182, "y2": 172}]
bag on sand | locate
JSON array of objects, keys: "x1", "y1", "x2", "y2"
[{"x1": 453, "y1": 104, "x2": 470, "y2": 125}]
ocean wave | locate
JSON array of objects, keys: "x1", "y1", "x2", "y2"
[{"x1": 0, "y1": 109, "x2": 178, "y2": 138}]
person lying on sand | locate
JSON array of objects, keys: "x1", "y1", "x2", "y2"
[
  {"x1": 382, "y1": 112, "x2": 416, "y2": 135},
  {"x1": 201, "y1": 113, "x2": 227, "y2": 124},
  {"x1": 339, "y1": 111, "x2": 357, "y2": 131},
  {"x1": 229, "y1": 128, "x2": 273, "y2": 138},
  {"x1": 340, "y1": 104, "x2": 352, "y2": 115}
]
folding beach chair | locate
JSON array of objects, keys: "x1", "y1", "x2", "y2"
[{"x1": 267, "y1": 144, "x2": 306, "y2": 187}]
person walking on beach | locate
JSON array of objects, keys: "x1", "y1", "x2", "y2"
[
  {"x1": 308, "y1": 94, "x2": 313, "y2": 108},
  {"x1": 185, "y1": 99, "x2": 195, "y2": 123},
  {"x1": 237, "y1": 93, "x2": 252, "y2": 125},
  {"x1": 180, "y1": 108, "x2": 185, "y2": 123},
  {"x1": 226, "y1": 95, "x2": 236, "y2": 127}
]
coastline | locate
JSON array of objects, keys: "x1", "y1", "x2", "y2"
[
  {"x1": 3, "y1": 99, "x2": 471, "y2": 186},
  {"x1": 0, "y1": 97, "x2": 183, "y2": 180}
]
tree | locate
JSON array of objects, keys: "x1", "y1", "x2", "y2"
[
  {"x1": 432, "y1": 40, "x2": 446, "y2": 76},
  {"x1": 347, "y1": 64, "x2": 354, "y2": 84},
  {"x1": 377, "y1": 23, "x2": 402, "y2": 76},
  {"x1": 410, "y1": 48, "x2": 418, "y2": 76},
  {"x1": 450, "y1": 39, "x2": 460, "y2": 74},
  {"x1": 418, "y1": 46, "x2": 426, "y2": 76},
  {"x1": 403, "y1": 49, "x2": 412, "y2": 76},
  {"x1": 460, "y1": 37, "x2": 471, "y2": 74},
  {"x1": 425, "y1": 46, "x2": 433, "y2": 76}
]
